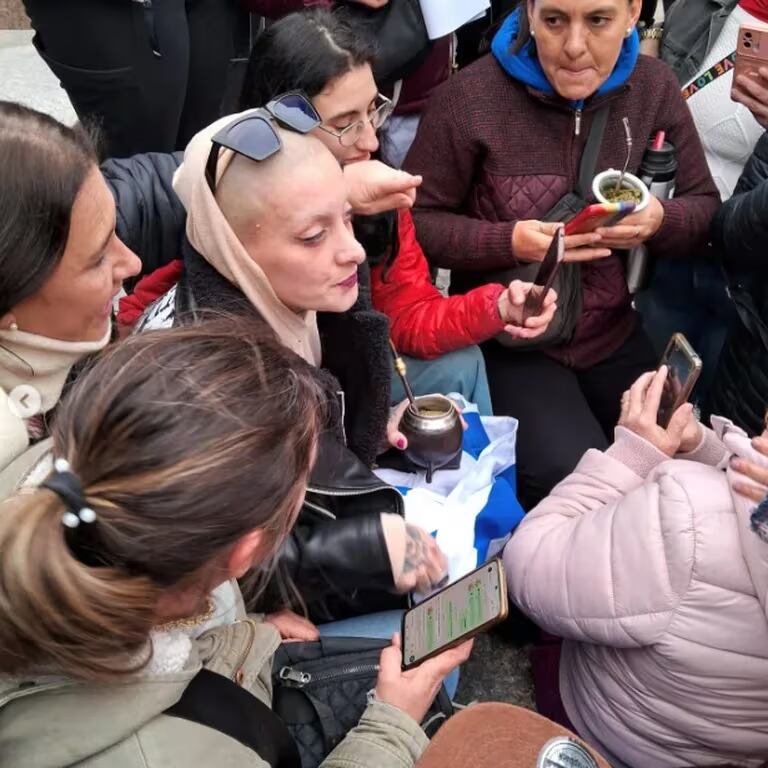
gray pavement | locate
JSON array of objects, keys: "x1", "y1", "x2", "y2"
[{"x1": 0, "y1": 30, "x2": 76, "y2": 124}]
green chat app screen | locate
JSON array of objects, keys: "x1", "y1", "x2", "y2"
[{"x1": 403, "y1": 564, "x2": 501, "y2": 665}]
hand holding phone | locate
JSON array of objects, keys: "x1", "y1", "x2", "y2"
[
  {"x1": 374, "y1": 633, "x2": 473, "y2": 724},
  {"x1": 656, "y1": 333, "x2": 702, "y2": 428},
  {"x1": 401, "y1": 558, "x2": 508, "y2": 670},
  {"x1": 732, "y1": 25, "x2": 768, "y2": 129}
]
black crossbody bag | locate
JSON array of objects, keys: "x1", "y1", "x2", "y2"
[{"x1": 492, "y1": 104, "x2": 610, "y2": 351}]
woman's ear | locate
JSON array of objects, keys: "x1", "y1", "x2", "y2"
[
  {"x1": 227, "y1": 529, "x2": 268, "y2": 579},
  {"x1": 628, "y1": 0, "x2": 643, "y2": 28},
  {"x1": 0, "y1": 313, "x2": 18, "y2": 331}
]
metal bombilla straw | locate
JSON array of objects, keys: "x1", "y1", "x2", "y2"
[
  {"x1": 388, "y1": 339, "x2": 417, "y2": 409},
  {"x1": 614, "y1": 117, "x2": 633, "y2": 194}
]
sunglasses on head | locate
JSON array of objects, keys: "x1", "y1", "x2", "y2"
[{"x1": 205, "y1": 91, "x2": 321, "y2": 192}]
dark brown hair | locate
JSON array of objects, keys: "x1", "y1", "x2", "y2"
[
  {"x1": 0, "y1": 101, "x2": 97, "y2": 317},
  {"x1": 0, "y1": 318, "x2": 328, "y2": 681}
]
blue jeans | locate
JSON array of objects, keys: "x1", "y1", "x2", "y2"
[
  {"x1": 390, "y1": 345, "x2": 493, "y2": 416},
  {"x1": 319, "y1": 609, "x2": 460, "y2": 699},
  {"x1": 635, "y1": 260, "x2": 737, "y2": 402}
]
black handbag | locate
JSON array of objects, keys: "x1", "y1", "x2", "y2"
[
  {"x1": 491, "y1": 104, "x2": 611, "y2": 351},
  {"x1": 272, "y1": 637, "x2": 454, "y2": 768},
  {"x1": 338, "y1": 0, "x2": 434, "y2": 85}
]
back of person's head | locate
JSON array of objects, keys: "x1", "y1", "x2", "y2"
[
  {"x1": 240, "y1": 9, "x2": 376, "y2": 111},
  {"x1": 0, "y1": 101, "x2": 97, "y2": 319},
  {"x1": 0, "y1": 317, "x2": 327, "y2": 681}
]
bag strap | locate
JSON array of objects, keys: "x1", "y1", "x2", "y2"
[
  {"x1": 165, "y1": 668, "x2": 302, "y2": 768},
  {"x1": 576, "y1": 104, "x2": 611, "y2": 200}
]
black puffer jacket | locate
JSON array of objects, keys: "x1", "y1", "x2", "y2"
[
  {"x1": 102, "y1": 152, "x2": 187, "y2": 291},
  {"x1": 104, "y1": 153, "x2": 404, "y2": 621},
  {"x1": 706, "y1": 132, "x2": 768, "y2": 434}
]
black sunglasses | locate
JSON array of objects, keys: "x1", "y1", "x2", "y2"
[{"x1": 205, "y1": 91, "x2": 321, "y2": 191}]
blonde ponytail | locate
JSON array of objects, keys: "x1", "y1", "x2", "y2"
[{"x1": 0, "y1": 490, "x2": 160, "y2": 681}]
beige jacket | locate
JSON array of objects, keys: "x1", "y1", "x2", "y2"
[{"x1": 0, "y1": 599, "x2": 428, "y2": 767}]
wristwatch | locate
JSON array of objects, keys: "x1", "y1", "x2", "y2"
[{"x1": 638, "y1": 22, "x2": 664, "y2": 41}]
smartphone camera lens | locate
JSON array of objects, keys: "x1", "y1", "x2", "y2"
[
  {"x1": 745, "y1": 40, "x2": 753, "y2": 48},
  {"x1": 487, "y1": 567, "x2": 492, "y2": 572},
  {"x1": 746, "y1": 31, "x2": 753, "y2": 38}
]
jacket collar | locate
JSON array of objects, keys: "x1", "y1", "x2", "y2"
[{"x1": 492, "y1": 7, "x2": 640, "y2": 111}]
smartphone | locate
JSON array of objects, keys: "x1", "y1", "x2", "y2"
[
  {"x1": 401, "y1": 558, "x2": 508, "y2": 670},
  {"x1": 564, "y1": 201, "x2": 636, "y2": 236},
  {"x1": 657, "y1": 333, "x2": 703, "y2": 428},
  {"x1": 733, "y1": 25, "x2": 768, "y2": 88},
  {"x1": 522, "y1": 226, "x2": 564, "y2": 322}
]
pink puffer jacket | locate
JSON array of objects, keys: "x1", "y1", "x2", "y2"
[{"x1": 504, "y1": 418, "x2": 768, "y2": 768}]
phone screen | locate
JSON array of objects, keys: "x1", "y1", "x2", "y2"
[
  {"x1": 657, "y1": 336, "x2": 700, "y2": 427},
  {"x1": 402, "y1": 561, "x2": 504, "y2": 668}
]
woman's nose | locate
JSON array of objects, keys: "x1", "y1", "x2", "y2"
[
  {"x1": 357, "y1": 120, "x2": 380, "y2": 154},
  {"x1": 338, "y1": 227, "x2": 366, "y2": 265},
  {"x1": 114, "y1": 237, "x2": 142, "y2": 281},
  {"x1": 563, "y1": 24, "x2": 588, "y2": 59}
]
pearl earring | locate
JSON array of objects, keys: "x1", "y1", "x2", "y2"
[
  {"x1": 9, "y1": 322, "x2": 18, "y2": 332},
  {"x1": 625, "y1": 27, "x2": 634, "y2": 37},
  {"x1": 530, "y1": 27, "x2": 536, "y2": 37}
]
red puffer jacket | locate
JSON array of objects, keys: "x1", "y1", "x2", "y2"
[
  {"x1": 118, "y1": 209, "x2": 507, "y2": 359},
  {"x1": 373, "y1": 210, "x2": 505, "y2": 359}
]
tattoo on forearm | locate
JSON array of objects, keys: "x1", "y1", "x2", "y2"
[{"x1": 403, "y1": 524, "x2": 426, "y2": 573}]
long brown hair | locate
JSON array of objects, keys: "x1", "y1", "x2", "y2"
[{"x1": 0, "y1": 318, "x2": 328, "y2": 681}]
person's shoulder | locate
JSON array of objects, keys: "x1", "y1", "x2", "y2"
[
  {"x1": 438, "y1": 53, "x2": 519, "y2": 100},
  {"x1": 631, "y1": 54, "x2": 681, "y2": 92}
]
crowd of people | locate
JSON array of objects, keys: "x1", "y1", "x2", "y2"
[{"x1": 2, "y1": 0, "x2": 768, "y2": 765}]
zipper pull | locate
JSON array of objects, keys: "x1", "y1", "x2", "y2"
[
  {"x1": 574, "y1": 108, "x2": 582, "y2": 136},
  {"x1": 279, "y1": 666, "x2": 311, "y2": 687}
]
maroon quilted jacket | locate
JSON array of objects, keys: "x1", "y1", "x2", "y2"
[{"x1": 404, "y1": 54, "x2": 720, "y2": 369}]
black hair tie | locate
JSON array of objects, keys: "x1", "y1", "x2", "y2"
[{"x1": 42, "y1": 458, "x2": 106, "y2": 567}]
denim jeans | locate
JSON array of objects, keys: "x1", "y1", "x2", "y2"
[
  {"x1": 390, "y1": 345, "x2": 493, "y2": 416},
  {"x1": 319, "y1": 609, "x2": 460, "y2": 699}
]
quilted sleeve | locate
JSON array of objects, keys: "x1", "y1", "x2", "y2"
[
  {"x1": 371, "y1": 211, "x2": 506, "y2": 359},
  {"x1": 504, "y1": 435, "x2": 695, "y2": 648},
  {"x1": 321, "y1": 701, "x2": 428, "y2": 768},
  {"x1": 405, "y1": 74, "x2": 518, "y2": 272}
]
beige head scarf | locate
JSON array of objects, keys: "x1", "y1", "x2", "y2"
[{"x1": 172, "y1": 110, "x2": 321, "y2": 366}]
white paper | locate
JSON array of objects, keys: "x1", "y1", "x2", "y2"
[{"x1": 419, "y1": 0, "x2": 490, "y2": 40}]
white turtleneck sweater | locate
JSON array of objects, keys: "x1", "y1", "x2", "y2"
[
  {"x1": 683, "y1": 5, "x2": 768, "y2": 200},
  {"x1": 0, "y1": 327, "x2": 110, "y2": 473}
]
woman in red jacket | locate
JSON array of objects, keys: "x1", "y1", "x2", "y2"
[
  {"x1": 238, "y1": 9, "x2": 556, "y2": 414},
  {"x1": 404, "y1": 0, "x2": 720, "y2": 507}
]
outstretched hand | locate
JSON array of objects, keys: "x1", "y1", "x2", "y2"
[{"x1": 344, "y1": 160, "x2": 422, "y2": 215}]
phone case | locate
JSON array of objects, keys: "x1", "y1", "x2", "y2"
[
  {"x1": 657, "y1": 333, "x2": 703, "y2": 428},
  {"x1": 401, "y1": 559, "x2": 509, "y2": 670},
  {"x1": 522, "y1": 229, "x2": 564, "y2": 323},
  {"x1": 564, "y1": 202, "x2": 635, "y2": 236},
  {"x1": 734, "y1": 26, "x2": 768, "y2": 83}
]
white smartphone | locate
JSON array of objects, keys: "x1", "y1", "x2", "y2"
[{"x1": 401, "y1": 558, "x2": 508, "y2": 670}]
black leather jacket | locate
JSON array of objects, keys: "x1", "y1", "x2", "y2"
[
  {"x1": 706, "y1": 133, "x2": 768, "y2": 434},
  {"x1": 103, "y1": 153, "x2": 404, "y2": 621}
]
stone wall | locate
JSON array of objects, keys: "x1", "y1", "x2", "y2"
[{"x1": 0, "y1": 0, "x2": 30, "y2": 30}]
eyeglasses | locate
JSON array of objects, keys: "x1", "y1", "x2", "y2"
[
  {"x1": 205, "y1": 91, "x2": 321, "y2": 192},
  {"x1": 317, "y1": 93, "x2": 394, "y2": 148}
]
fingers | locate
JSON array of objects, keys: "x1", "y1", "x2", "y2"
[
  {"x1": 753, "y1": 436, "x2": 768, "y2": 459},
  {"x1": 378, "y1": 634, "x2": 404, "y2": 679},
  {"x1": 644, "y1": 366, "x2": 668, "y2": 419},
  {"x1": 418, "y1": 639, "x2": 474, "y2": 681},
  {"x1": 732, "y1": 80, "x2": 768, "y2": 127},
  {"x1": 388, "y1": 399, "x2": 411, "y2": 450},
  {"x1": 563, "y1": 246, "x2": 613, "y2": 262},
  {"x1": 563, "y1": 232, "x2": 604, "y2": 250},
  {"x1": 626, "y1": 370, "x2": 657, "y2": 421},
  {"x1": 506, "y1": 280, "x2": 528, "y2": 306},
  {"x1": 732, "y1": 480, "x2": 768, "y2": 504},
  {"x1": 667, "y1": 402, "x2": 694, "y2": 444},
  {"x1": 732, "y1": 455, "x2": 768, "y2": 489}
]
